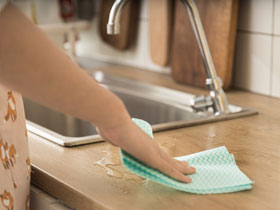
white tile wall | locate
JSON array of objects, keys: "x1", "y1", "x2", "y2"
[
  {"x1": 233, "y1": 0, "x2": 280, "y2": 98},
  {"x1": 271, "y1": 0, "x2": 280, "y2": 98},
  {"x1": 234, "y1": 32, "x2": 272, "y2": 95},
  {"x1": 275, "y1": 0, "x2": 280, "y2": 35},
  {"x1": 238, "y1": 0, "x2": 274, "y2": 34},
  {"x1": 272, "y1": 37, "x2": 280, "y2": 97}
]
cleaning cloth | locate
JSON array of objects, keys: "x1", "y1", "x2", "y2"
[{"x1": 120, "y1": 118, "x2": 253, "y2": 194}]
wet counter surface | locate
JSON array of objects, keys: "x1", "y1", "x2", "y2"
[{"x1": 29, "y1": 66, "x2": 280, "y2": 210}]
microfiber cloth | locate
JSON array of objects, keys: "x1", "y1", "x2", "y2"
[{"x1": 120, "y1": 118, "x2": 253, "y2": 194}]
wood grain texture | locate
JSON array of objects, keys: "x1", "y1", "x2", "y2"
[
  {"x1": 99, "y1": 0, "x2": 140, "y2": 50},
  {"x1": 171, "y1": 0, "x2": 239, "y2": 90},
  {"x1": 29, "y1": 66, "x2": 280, "y2": 210},
  {"x1": 148, "y1": 0, "x2": 173, "y2": 66}
]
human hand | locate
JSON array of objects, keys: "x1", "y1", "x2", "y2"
[{"x1": 97, "y1": 120, "x2": 196, "y2": 183}]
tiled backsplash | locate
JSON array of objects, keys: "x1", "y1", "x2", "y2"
[
  {"x1": 234, "y1": 0, "x2": 280, "y2": 97},
  {"x1": 7, "y1": 0, "x2": 280, "y2": 98}
]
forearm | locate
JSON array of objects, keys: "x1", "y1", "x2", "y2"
[
  {"x1": 0, "y1": 3, "x2": 130, "y2": 129},
  {"x1": 0, "y1": 4, "x2": 196, "y2": 183}
]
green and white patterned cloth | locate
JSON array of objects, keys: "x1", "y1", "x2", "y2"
[{"x1": 120, "y1": 118, "x2": 253, "y2": 194}]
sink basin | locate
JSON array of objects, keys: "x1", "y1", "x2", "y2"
[{"x1": 25, "y1": 71, "x2": 257, "y2": 146}]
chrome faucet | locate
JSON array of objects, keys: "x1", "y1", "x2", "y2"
[
  {"x1": 107, "y1": 0, "x2": 128, "y2": 34},
  {"x1": 106, "y1": 0, "x2": 230, "y2": 115}
]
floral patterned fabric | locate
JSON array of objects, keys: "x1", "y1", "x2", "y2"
[
  {"x1": 0, "y1": 84, "x2": 30, "y2": 210},
  {"x1": 0, "y1": 2, "x2": 32, "y2": 210}
]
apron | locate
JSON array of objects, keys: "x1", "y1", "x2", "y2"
[{"x1": 0, "y1": 2, "x2": 31, "y2": 210}]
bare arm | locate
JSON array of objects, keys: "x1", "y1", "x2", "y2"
[{"x1": 0, "y1": 4, "x2": 195, "y2": 182}]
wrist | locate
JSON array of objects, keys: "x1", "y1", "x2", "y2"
[{"x1": 97, "y1": 118, "x2": 135, "y2": 147}]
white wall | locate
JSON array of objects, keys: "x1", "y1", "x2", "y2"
[{"x1": 233, "y1": 0, "x2": 280, "y2": 97}]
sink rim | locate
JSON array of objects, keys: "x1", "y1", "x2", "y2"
[
  {"x1": 26, "y1": 71, "x2": 258, "y2": 147},
  {"x1": 26, "y1": 106, "x2": 257, "y2": 147}
]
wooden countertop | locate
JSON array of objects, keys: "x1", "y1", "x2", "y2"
[{"x1": 29, "y1": 66, "x2": 280, "y2": 210}]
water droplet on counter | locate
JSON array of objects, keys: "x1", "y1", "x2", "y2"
[
  {"x1": 209, "y1": 133, "x2": 216, "y2": 138},
  {"x1": 93, "y1": 158, "x2": 123, "y2": 177},
  {"x1": 93, "y1": 149, "x2": 144, "y2": 182}
]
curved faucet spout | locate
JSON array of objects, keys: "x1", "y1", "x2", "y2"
[
  {"x1": 180, "y1": 0, "x2": 217, "y2": 81},
  {"x1": 107, "y1": 0, "x2": 128, "y2": 34},
  {"x1": 180, "y1": 0, "x2": 230, "y2": 114},
  {"x1": 106, "y1": 0, "x2": 230, "y2": 115}
]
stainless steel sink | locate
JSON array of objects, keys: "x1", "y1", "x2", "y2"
[{"x1": 25, "y1": 71, "x2": 257, "y2": 147}]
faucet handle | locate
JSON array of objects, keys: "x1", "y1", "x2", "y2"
[{"x1": 190, "y1": 95, "x2": 213, "y2": 112}]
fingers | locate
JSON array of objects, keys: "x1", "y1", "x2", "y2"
[
  {"x1": 155, "y1": 159, "x2": 192, "y2": 183},
  {"x1": 148, "y1": 145, "x2": 195, "y2": 183},
  {"x1": 158, "y1": 147, "x2": 196, "y2": 175},
  {"x1": 171, "y1": 159, "x2": 196, "y2": 174}
]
